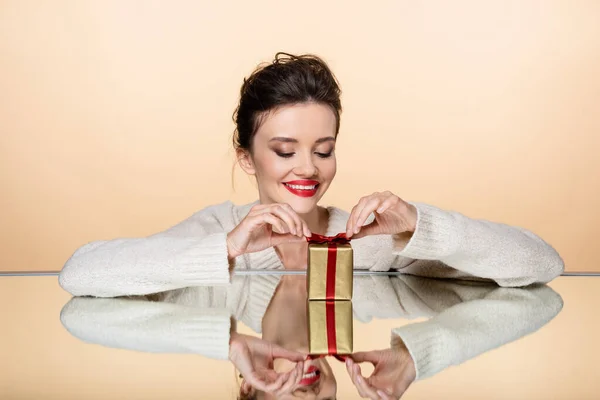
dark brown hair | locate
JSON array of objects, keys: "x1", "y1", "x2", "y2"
[{"x1": 232, "y1": 52, "x2": 343, "y2": 155}]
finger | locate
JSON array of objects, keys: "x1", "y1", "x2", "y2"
[
  {"x1": 351, "y1": 351, "x2": 379, "y2": 364},
  {"x1": 346, "y1": 204, "x2": 358, "y2": 237},
  {"x1": 257, "y1": 213, "x2": 288, "y2": 234},
  {"x1": 281, "y1": 203, "x2": 308, "y2": 238},
  {"x1": 240, "y1": 380, "x2": 252, "y2": 395},
  {"x1": 349, "y1": 221, "x2": 376, "y2": 240},
  {"x1": 375, "y1": 195, "x2": 397, "y2": 214},
  {"x1": 347, "y1": 197, "x2": 369, "y2": 237},
  {"x1": 263, "y1": 372, "x2": 287, "y2": 392},
  {"x1": 271, "y1": 204, "x2": 302, "y2": 237},
  {"x1": 302, "y1": 219, "x2": 312, "y2": 238},
  {"x1": 262, "y1": 205, "x2": 297, "y2": 235},
  {"x1": 279, "y1": 361, "x2": 303, "y2": 395},
  {"x1": 277, "y1": 203, "x2": 310, "y2": 237},
  {"x1": 356, "y1": 373, "x2": 380, "y2": 400},
  {"x1": 352, "y1": 364, "x2": 369, "y2": 398},
  {"x1": 244, "y1": 372, "x2": 271, "y2": 392},
  {"x1": 346, "y1": 357, "x2": 355, "y2": 378},
  {"x1": 270, "y1": 345, "x2": 307, "y2": 362},
  {"x1": 275, "y1": 365, "x2": 298, "y2": 395},
  {"x1": 294, "y1": 361, "x2": 304, "y2": 386},
  {"x1": 377, "y1": 390, "x2": 394, "y2": 400},
  {"x1": 354, "y1": 197, "x2": 382, "y2": 235}
]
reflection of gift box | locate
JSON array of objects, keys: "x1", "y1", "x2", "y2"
[
  {"x1": 307, "y1": 234, "x2": 353, "y2": 301},
  {"x1": 307, "y1": 300, "x2": 353, "y2": 355}
]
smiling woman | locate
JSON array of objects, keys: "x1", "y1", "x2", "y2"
[
  {"x1": 231, "y1": 52, "x2": 341, "y2": 223},
  {"x1": 59, "y1": 51, "x2": 565, "y2": 400}
]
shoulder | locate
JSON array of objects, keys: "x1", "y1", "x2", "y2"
[{"x1": 151, "y1": 200, "x2": 238, "y2": 238}]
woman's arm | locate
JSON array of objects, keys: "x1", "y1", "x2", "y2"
[
  {"x1": 391, "y1": 282, "x2": 563, "y2": 380},
  {"x1": 60, "y1": 296, "x2": 232, "y2": 359},
  {"x1": 59, "y1": 202, "x2": 246, "y2": 297},
  {"x1": 389, "y1": 201, "x2": 565, "y2": 286}
]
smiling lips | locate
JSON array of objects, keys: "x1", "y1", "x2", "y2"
[
  {"x1": 299, "y1": 365, "x2": 321, "y2": 386},
  {"x1": 283, "y1": 180, "x2": 320, "y2": 198}
]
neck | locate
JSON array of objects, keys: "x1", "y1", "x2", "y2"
[{"x1": 300, "y1": 206, "x2": 328, "y2": 236}]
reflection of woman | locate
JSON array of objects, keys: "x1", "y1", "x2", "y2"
[
  {"x1": 58, "y1": 52, "x2": 564, "y2": 299},
  {"x1": 60, "y1": 274, "x2": 563, "y2": 399}
]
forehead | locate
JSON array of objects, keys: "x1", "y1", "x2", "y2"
[{"x1": 254, "y1": 102, "x2": 336, "y2": 143}]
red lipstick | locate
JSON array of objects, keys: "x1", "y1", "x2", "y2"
[
  {"x1": 299, "y1": 365, "x2": 321, "y2": 386},
  {"x1": 282, "y1": 180, "x2": 320, "y2": 198}
]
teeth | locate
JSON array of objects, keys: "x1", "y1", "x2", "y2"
[
  {"x1": 302, "y1": 371, "x2": 317, "y2": 379},
  {"x1": 285, "y1": 183, "x2": 317, "y2": 190}
]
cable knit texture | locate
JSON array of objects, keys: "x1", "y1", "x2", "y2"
[{"x1": 59, "y1": 199, "x2": 564, "y2": 297}]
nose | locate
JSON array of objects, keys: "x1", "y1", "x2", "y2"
[{"x1": 292, "y1": 153, "x2": 317, "y2": 177}]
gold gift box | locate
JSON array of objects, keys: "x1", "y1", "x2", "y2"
[
  {"x1": 307, "y1": 300, "x2": 353, "y2": 355},
  {"x1": 307, "y1": 243, "x2": 353, "y2": 300}
]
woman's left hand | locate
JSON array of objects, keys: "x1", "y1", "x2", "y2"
[{"x1": 346, "y1": 191, "x2": 418, "y2": 240}]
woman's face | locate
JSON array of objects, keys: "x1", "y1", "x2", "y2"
[
  {"x1": 259, "y1": 358, "x2": 337, "y2": 399},
  {"x1": 238, "y1": 102, "x2": 337, "y2": 215}
]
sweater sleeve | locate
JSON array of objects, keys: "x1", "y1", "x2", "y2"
[
  {"x1": 59, "y1": 296, "x2": 232, "y2": 360},
  {"x1": 59, "y1": 203, "x2": 243, "y2": 297},
  {"x1": 391, "y1": 283, "x2": 563, "y2": 380},
  {"x1": 390, "y1": 201, "x2": 565, "y2": 287}
]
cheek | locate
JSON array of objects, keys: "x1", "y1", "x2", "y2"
[
  {"x1": 255, "y1": 156, "x2": 287, "y2": 178},
  {"x1": 323, "y1": 159, "x2": 337, "y2": 180}
]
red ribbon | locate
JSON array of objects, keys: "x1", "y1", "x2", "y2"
[{"x1": 306, "y1": 232, "x2": 351, "y2": 245}]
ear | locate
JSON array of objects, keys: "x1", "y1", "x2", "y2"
[{"x1": 236, "y1": 148, "x2": 256, "y2": 176}]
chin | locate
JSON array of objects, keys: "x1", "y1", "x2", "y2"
[{"x1": 288, "y1": 198, "x2": 320, "y2": 212}]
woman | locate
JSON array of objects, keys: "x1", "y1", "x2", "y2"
[
  {"x1": 58, "y1": 52, "x2": 564, "y2": 298},
  {"x1": 57, "y1": 53, "x2": 565, "y2": 397}
]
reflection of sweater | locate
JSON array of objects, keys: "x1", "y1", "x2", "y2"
[
  {"x1": 60, "y1": 275, "x2": 563, "y2": 380},
  {"x1": 58, "y1": 199, "x2": 564, "y2": 297}
]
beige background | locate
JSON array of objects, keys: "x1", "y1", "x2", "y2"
[
  {"x1": 1, "y1": 1, "x2": 599, "y2": 272},
  {"x1": 1, "y1": 276, "x2": 598, "y2": 398}
]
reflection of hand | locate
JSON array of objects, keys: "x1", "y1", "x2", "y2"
[
  {"x1": 229, "y1": 332, "x2": 306, "y2": 396},
  {"x1": 346, "y1": 339, "x2": 416, "y2": 400}
]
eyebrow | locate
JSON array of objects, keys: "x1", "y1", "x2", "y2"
[{"x1": 269, "y1": 136, "x2": 336, "y2": 144}]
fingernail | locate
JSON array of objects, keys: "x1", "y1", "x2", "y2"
[
  {"x1": 377, "y1": 207, "x2": 384, "y2": 213},
  {"x1": 354, "y1": 227, "x2": 360, "y2": 234}
]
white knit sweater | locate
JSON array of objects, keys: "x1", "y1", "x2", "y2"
[
  {"x1": 58, "y1": 199, "x2": 565, "y2": 298},
  {"x1": 59, "y1": 275, "x2": 563, "y2": 380}
]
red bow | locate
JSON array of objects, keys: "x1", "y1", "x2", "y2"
[{"x1": 306, "y1": 232, "x2": 351, "y2": 245}]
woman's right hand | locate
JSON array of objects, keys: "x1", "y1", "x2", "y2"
[
  {"x1": 229, "y1": 332, "x2": 306, "y2": 396},
  {"x1": 226, "y1": 203, "x2": 312, "y2": 259}
]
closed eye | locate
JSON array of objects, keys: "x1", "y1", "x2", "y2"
[
  {"x1": 276, "y1": 152, "x2": 295, "y2": 158},
  {"x1": 275, "y1": 152, "x2": 333, "y2": 158}
]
